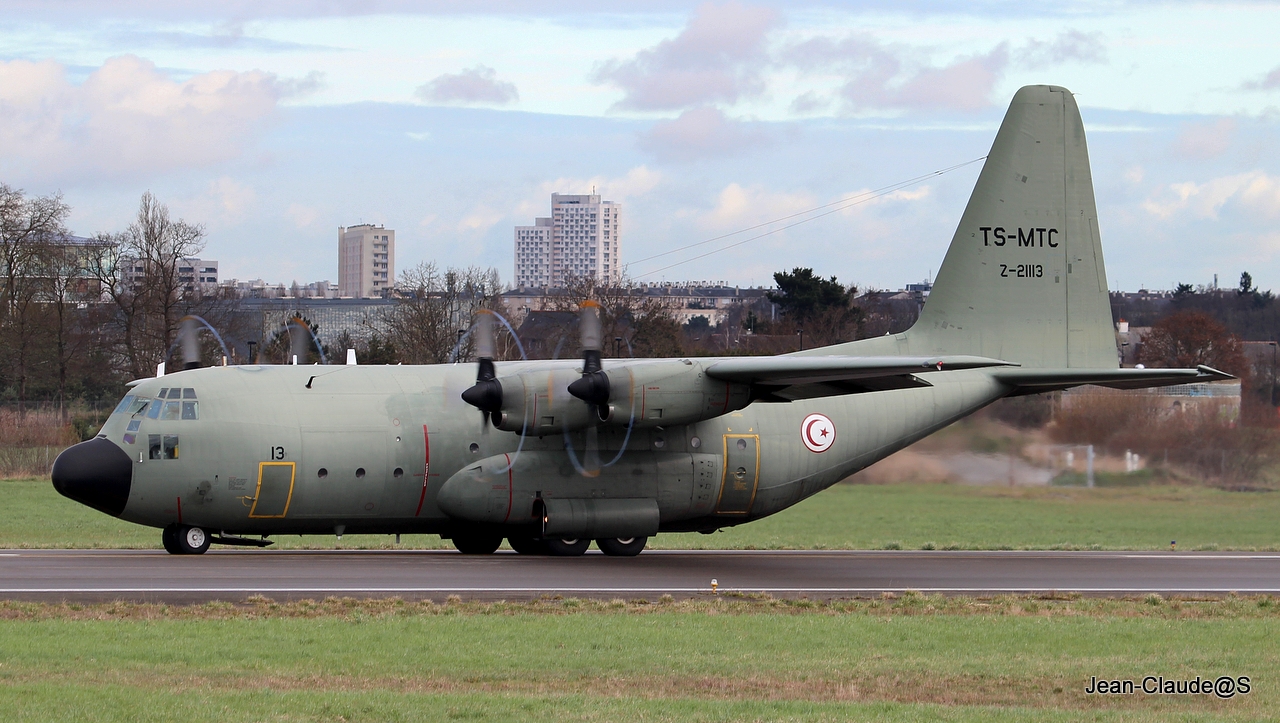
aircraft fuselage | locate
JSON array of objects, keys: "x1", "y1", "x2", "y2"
[{"x1": 78, "y1": 359, "x2": 1008, "y2": 539}]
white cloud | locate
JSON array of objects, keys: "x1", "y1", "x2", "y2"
[
  {"x1": 173, "y1": 177, "x2": 257, "y2": 228},
  {"x1": 1243, "y1": 65, "x2": 1280, "y2": 91},
  {"x1": 637, "y1": 106, "x2": 768, "y2": 162},
  {"x1": 703, "y1": 183, "x2": 817, "y2": 229},
  {"x1": 0, "y1": 55, "x2": 293, "y2": 185},
  {"x1": 1143, "y1": 171, "x2": 1280, "y2": 221},
  {"x1": 591, "y1": 1, "x2": 781, "y2": 112},
  {"x1": 285, "y1": 202, "x2": 319, "y2": 228},
  {"x1": 1015, "y1": 30, "x2": 1107, "y2": 68},
  {"x1": 1172, "y1": 118, "x2": 1236, "y2": 159},
  {"x1": 415, "y1": 65, "x2": 518, "y2": 106},
  {"x1": 458, "y1": 204, "x2": 504, "y2": 234}
]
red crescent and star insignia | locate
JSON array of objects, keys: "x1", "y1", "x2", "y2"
[{"x1": 800, "y1": 413, "x2": 836, "y2": 453}]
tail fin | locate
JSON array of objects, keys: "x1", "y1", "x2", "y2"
[{"x1": 833, "y1": 85, "x2": 1116, "y2": 369}]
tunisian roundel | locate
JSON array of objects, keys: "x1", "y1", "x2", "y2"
[{"x1": 800, "y1": 413, "x2": 835, "y2": 453}]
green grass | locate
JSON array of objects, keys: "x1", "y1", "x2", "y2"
[
  {"x1": 5, "y1": 477, "x2": 1279, "y2": 551},
  {"x1": 0, "y1": 595, "x2": 1277, "y2": 721}
]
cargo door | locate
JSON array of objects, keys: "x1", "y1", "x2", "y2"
[{"x1": 716, "y1": 434, "x2": 759, "y2": 514}]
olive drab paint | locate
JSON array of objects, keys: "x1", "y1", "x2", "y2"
[{"x1": 52, "y1": 86, "x2": 1232, "y2": 551}]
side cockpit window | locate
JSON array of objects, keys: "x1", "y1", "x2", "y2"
[
  {"x1": 148, "y1": 434, "x2": 179, "y2": 460},
  {"x1": 112, "y1": 395, "x2": 136, "y2": 415}
]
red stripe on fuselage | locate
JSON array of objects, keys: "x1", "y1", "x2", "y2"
[
  {"x1": 503, "y1": 453, "x2": 513, "y2": 522},
  {"x1": 414, "y1": 424, "x2": 430, "y2": 517}
]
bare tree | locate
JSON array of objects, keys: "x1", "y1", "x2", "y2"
[
  {"x1": 0, "y1": 184, "x2": 71, "y2": 410},
  {"x1": 539, "y1": 273, "x2": 683, "y2": 359},
  {"x1": 384, "y1": 262, "x2": 505, "y2": 364},
  {"x1": 88, "y1": 192, "x2": 207, "y2": 378}
]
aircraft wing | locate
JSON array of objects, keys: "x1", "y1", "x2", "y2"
[
  {"x1": 991, "y1": 365, "x2": 1235, "y2": 395},
  {"x1": 705, "y1": 355, "x2": 1016, "y2": 401}
]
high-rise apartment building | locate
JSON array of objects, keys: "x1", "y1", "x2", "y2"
[
  {"x1": 515, "y1": 193, "x2": 620, "y2": 288},
  {"x1": 338, "y1": 224, "x2": 395, "y2": 298}
]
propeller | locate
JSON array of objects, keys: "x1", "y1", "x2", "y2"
[
  {"x1": 567, "y1": 301, "x2": 611, "y2": 473},
  {"x1": 172, "y1": 315, "x2": 232, "y2": 370},
  {"x1": 568, "y1": 301, "x2": 610, "y2": 415},
  {"x1": 460, "y1": 310, "x2": 503, "y2": 424},
  {"x1": 289, "y1": 317, "x2": 310, "y2": 364},
  {"x1": 180, "y1": 316, "x2": 201, "y2": 370}
]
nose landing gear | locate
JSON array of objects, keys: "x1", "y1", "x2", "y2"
[{"x1": 162, "y1": 524, "x2": 211, "y2": 555}]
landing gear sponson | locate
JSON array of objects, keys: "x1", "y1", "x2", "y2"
[{"x1": 451, "y1": 533, "x2": 648, "y2": 556}]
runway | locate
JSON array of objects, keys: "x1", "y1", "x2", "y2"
[{"x1": 3, "y1": 549, "x2": 1280, "y2": 603}]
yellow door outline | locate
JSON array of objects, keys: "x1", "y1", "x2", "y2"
[
  {"x1": 249, "y1": 461, "x2": 296, "y2": 518},
  {"x1": 716, "y1": 434, "x2": 760, "y2": 515}
]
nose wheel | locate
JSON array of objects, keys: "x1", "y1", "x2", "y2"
[{"x1": 162, "y1": 524, "x2": 211, "y2": 555}]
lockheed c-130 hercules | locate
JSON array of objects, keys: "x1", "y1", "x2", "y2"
[{"x1": 52, "y1": 85, "x2": 1230, "y2": 557}]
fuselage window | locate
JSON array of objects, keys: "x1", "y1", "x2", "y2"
[
  {"x1": 181, "y1": 401, "x2": 199, "y2": 420},
  {"x1": 164, "y1": 434, "x2": 179, "y2": 459}
]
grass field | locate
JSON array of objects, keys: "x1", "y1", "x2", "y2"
[
  {"x1": 5, "y1": 476, "x2": 1279, "y2": 551},
  {"x1": 1, "y1": 595, "x2": 1275, "y2": 722}
]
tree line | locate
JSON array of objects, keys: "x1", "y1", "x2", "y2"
[{"x1": 0, "y1": 185, "x2": 226, "y2": 411}]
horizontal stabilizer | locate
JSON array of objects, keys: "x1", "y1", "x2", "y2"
[{"x1": 993, "y1": 365, "x2": 1234, "y2": 395}]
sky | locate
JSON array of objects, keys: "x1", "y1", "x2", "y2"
[{"x1": 2, "y1": 1, "x2": 1279, "y2": 292}]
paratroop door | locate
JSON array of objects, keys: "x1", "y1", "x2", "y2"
[{"x1": 716, "y1": 434, "x2": 759, "y2": 514}]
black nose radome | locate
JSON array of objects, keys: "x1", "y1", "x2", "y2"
[{"x1": 52, "y1": 438, "x2": 133, "y2": 517}]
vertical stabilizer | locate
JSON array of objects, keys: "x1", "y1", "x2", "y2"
[{"x1": 829, "y1": 85, "x2": 1116, "y2": 369}]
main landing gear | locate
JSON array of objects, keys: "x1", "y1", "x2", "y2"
[
  {"x1": 496, "y1": 535, "x2": 649, "y2": 557},
  {"x1": 161, "y1": 524, "x2": 211, "y2": 555}
]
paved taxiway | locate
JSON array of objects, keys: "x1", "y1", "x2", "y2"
[{"x1": 2, "y1": 549, "x2": 1279, "y2": 603}]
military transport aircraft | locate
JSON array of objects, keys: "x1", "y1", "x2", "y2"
[{"x1": 52, "y1": 85, "x2": 1229, "y2": 556}]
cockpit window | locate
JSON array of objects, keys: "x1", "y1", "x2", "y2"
[
  {"x1": 161, "y1": 401, "x2": 181, "y2": 420},
  {"x1": 132, "y1": 390, "x2": 198, "y2": 421},
  {"x1": 112, "y1": 395, "x2": 136, "y2": 415}
]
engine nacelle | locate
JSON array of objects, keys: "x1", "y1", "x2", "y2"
[
  {"x1": 490, "y1": 368, "x2": 601, "y2": 434},
  {"x1": 591, "y1": 359, "x2": 751, "y2": 427},
  {"x1": 481, "y1": 359, "x2": 751, "y2": 436}
]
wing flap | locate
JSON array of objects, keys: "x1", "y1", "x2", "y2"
[
  {"x1": 706, "y1": 355, "x2": 1015, "y2": 402},
  {"x1": 706, "y1": 355, "x2": 1015, "y2": 385}
]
